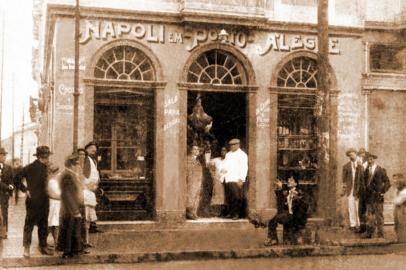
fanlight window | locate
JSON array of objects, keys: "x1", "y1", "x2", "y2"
[
  {"x1": 277, "y1": 57, "x2": 318, "y2": 88},
  {"x1": 187, "y1": 50, "x2": 246, "y2": 85},
  {"x1": 94, "y1": 46, "x2": 155, "y2": 81}
]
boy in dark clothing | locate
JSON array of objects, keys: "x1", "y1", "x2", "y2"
[{"x1": 265, "y1": 177, "x2": 309, "y2": 246}]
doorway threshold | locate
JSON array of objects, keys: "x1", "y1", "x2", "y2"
[{"x1": 186, "y1": 217, "x2": 248, "y2": 223}]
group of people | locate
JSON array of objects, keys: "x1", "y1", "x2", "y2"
[
  {"x1": 0, "y1": 142, "x2": 103, "y2": 259},
  {"x1": 186, "y1": 138, "x2": 248, "y2": 220},
  {"x1": 342, "y1": 147, "x2": 406, "y2": 241}
]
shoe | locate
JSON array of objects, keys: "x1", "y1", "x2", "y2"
[
  {"x1": 61, "y1": 253, "x2": 74, "y2": 259},
  {"x1": 84, "y1": 243, "x2": 93, "y2": 248},
  {"x1": 79, "y1": 249, "x2": 90, "y2": 255},
  {"x1": 23, "y1": 247, "x2": 30, "y2": 258},
  {"x1": 360, "y1": 232, "x2": 372, "y2": 239},
  {"x1": 231, "y1": 215, "x2": 239, "y2": 220},
  {"x1": 264, "y1": 238, "x2": 278, "y2": 246},
  {"x1": 40, "y1": 247, "x2": 54, "y2": 255},
  {"x1": 89, "y1": 228, "x2": 104, "y2": 234}
]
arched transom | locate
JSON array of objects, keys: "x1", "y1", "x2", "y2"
[
  {"x1": 277, "y1": 57, "x2": 318, "y2": 88},
  {"x1": 94, "y1": 45, "x2": 155, "y2": 81}
]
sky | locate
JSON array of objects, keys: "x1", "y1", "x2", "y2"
[{"x1": 0, "y1": 0, "x2": 37, "y2": 140}]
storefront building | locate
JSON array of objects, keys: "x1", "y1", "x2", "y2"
[{"x1": 33, "y1": 0, "x2": 406, "y2": 224}]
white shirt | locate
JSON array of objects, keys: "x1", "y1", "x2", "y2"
[
  {"x1": 223, "y1": 148, "x2": 248, "y2": 183},
  {"x1": 209, "y1": 157, "x2": 227, "y2": 183}
]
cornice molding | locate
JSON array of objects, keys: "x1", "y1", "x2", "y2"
[{"x1": 45, "y1": 4, "x2": 365, "y2": 38}]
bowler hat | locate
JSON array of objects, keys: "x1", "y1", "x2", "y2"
[
  {"x1": 228, "y1": 138, "x2": 240, "y2": 145},
  {"x1": 345, "y1": 148, "x2": 357, "y2": 157},
  {"x1": 358, "y1": 148, "x2": 366, "y2": 155},
  {"x1": 0, "y1": 147, "x2": 8, "y2": 155},
  {"x1": 33, "y1": 146, "x2": 52, "y2": 157},
  {"x1": 84, "y1": 141, "x2": 98, "y2": 150},
  {"x1": 366, "y1": 152, "x2": 378, "y2": 159}
]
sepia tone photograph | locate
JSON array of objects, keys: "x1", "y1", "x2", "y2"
[{"x1": 0, "y1": 0, "x2": 405, "y2": 269}]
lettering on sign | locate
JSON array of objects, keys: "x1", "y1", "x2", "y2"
[
  {"x1": 257, "y1": 33, "x2": 340, "y2": 56},
  {"x1": 79, "y1": 20, "x2": 250, "y2": 52},
  {"x1": 61, "y1": 57, "x2": 86, "y2": 71},
  {"x1": 58, "y1": 84, "x2": 84, "y2": 95},
  {"x1": 164, "y1": 95, "x2": 180, "y2": 130},
  {"x1": 337, "y1": 93, "x2": 361, "y2": 140},
  {"x1": 256, "y1": 98, "x2": 271, "y2": 128},
  {"x1": 80, "y1": 20, "x2": 172, "y2": 44},
  {"x1": 183, "y1": 27, "x2": 250, "y2": 51}
]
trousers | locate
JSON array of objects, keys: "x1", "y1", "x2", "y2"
[
  {"x1": 366, "y1": 201, "x2": 384, "y2": 237},
  {"x1": 347, "y1": 192, "x2": 360, "y2": 227},
  {"x1": 225, "y1": 182, "x2": 245, "y2": 218},
  {"x1": 23, "y1": 207, "x2": 49, "y2": 248}
]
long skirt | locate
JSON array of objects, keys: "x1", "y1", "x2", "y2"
[
  {"x1": 211, "y1": 179, "x2": 225, "y2": 205},
  {"x1": 57, "y1": 214, "x2": 83, "y2": 254}
]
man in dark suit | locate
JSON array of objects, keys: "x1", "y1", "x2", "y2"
[
  {"x1": 360, "y1": 153, "x2": 390, "y2": 239},
  {"x1": 0, "y1": 147, "x2": 14, "y2": 238},
  {"x1": 341, "y1": 148, "x2": 364, "y2": 232},
  {"x1": 19, "y1": 146, "x2": 53, "y2": 257},
  {"x1": 12, "y1": 158, "x2": 23, "y2": 205},
  {"x1": 265, "y1": 177, "x2": 309, "y2": 246}
]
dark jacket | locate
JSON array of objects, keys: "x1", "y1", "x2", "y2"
[
  {"x1": 0, "y1": 163, "x2": 14, "y2": 199},
  {"x1": 60, "y1": 169, "x2": 81, "y2": 217},
  {"x1": 275, "y1": 188, "x2": 309, "y2": 230},
  {"x1": 18, "y1": 160, "x2": 49, "y2": 207},
  {"x1": 342, "y1": 161, "x2": 363, "y2": 197},
  {"x1": 361, "y1": 165, "x2": 390, "y2": 204}
]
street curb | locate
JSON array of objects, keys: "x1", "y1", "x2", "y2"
[{"x1": 2, "y1": 243, "x2": 406, "y2": 268}]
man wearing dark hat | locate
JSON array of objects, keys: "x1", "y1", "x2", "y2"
[
  {"x1": 223, "y1": 138, "x2": 248, "y2": 219},
  {"x1": 19, "y1": 146, "x2": 53, "y2": 257},
  {"x1": 341, "y1": 148, "x2": 364, "y2": 232},
  {"x1": 0, "y1": 147, "x2": 14, "y2": 238},
  {"x1": 360, "y1": 153, "x2": 390, "y2": 238},
  {"x1": 82, "y1": 142, "x2": 102, "y2": 233}
]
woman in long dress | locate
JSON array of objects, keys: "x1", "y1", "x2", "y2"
[
  {"x1": 57, "y1": 154, "x2": 85, "y2": 258},
  {"x1": 208, "y1": 146, "x2": 228, "y2": 216}
]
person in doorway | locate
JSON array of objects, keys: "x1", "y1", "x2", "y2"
[
  {"x1": 223, "y1": 138, "x2": 248, "y2": 220},
  {"x1": 208, "y1": 146, "x2": 227, "y2": 216},
  {"x1": 19, "y1": 146, "x2": 53, "y2": 257},
  {"x1": 12, "y1": 158, "x2": 23, "y2": 205},
  {"x1": 360, "y1": 153, "x2": 390, "y2": 239},
  {"x1": 47, "y1": 165, "x2": 61, "y2": 250},
  {"x1": 82, "y1": 142, "x2": 103, "y2": 234},
  {"x1": 265, "y1": 177, "x2": 308, "y2": 246},
  {"x1": 186, "y1": 145, "x2": 204, "y2": 220},
  {"x1": 58, "y1": 154, "x2": 87, "y2": 258},
  {"x1": 341, "y1": 148, "x2": 364, "y2": 232},
  {"x1": 0, "y1": 148, "x2": 14, "y2": 238}
]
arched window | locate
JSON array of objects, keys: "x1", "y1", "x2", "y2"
[
  {"x1": 94, "y1": 45, "x2": 155, "y2": 81},
  {"x1": 277, "y1": 57, "x2": 317, "y2": 88},
  {"x1": 187, "y1": 49, "x2": 246, "y2": 85}
]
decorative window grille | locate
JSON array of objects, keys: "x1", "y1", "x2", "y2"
[
  {"x1": 277, "y1": 57, "x2": 318, "y2": 88},
  {"x1": 94, "y1": 46, "x2": 155, "y2": 81},
  {"x1": 187, "y1": 50, "x2": 246, "y2": 85}
]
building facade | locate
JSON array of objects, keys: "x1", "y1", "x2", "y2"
[{"x1": 33, "y1": 0, "x2": 406, "y2": 224}]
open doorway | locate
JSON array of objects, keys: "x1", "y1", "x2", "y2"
[{"x1": 187, "y1": 91, "x2": 247, "y2": 218}]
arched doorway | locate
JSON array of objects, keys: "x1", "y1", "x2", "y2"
[
  {"x1": 90, "y1": 44, "x2": 158, "y2": 220},
  {"x1": 180, "y1": 46, "x2": 255, "y2": 219},
  {"x1": 275, "y1": 56, "x2": 319, "y2": 216}
]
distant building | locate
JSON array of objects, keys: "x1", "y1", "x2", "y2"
[
  {"x1": 1, "y1": 122, "x2": 38, "y2": 166},
  {"x1": 32, "y1": 0, "x2": 406, "y2": 223}
]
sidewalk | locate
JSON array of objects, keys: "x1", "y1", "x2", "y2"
[{"x1": 1, "y1": 199, "x2": 405, "y2": 268}]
